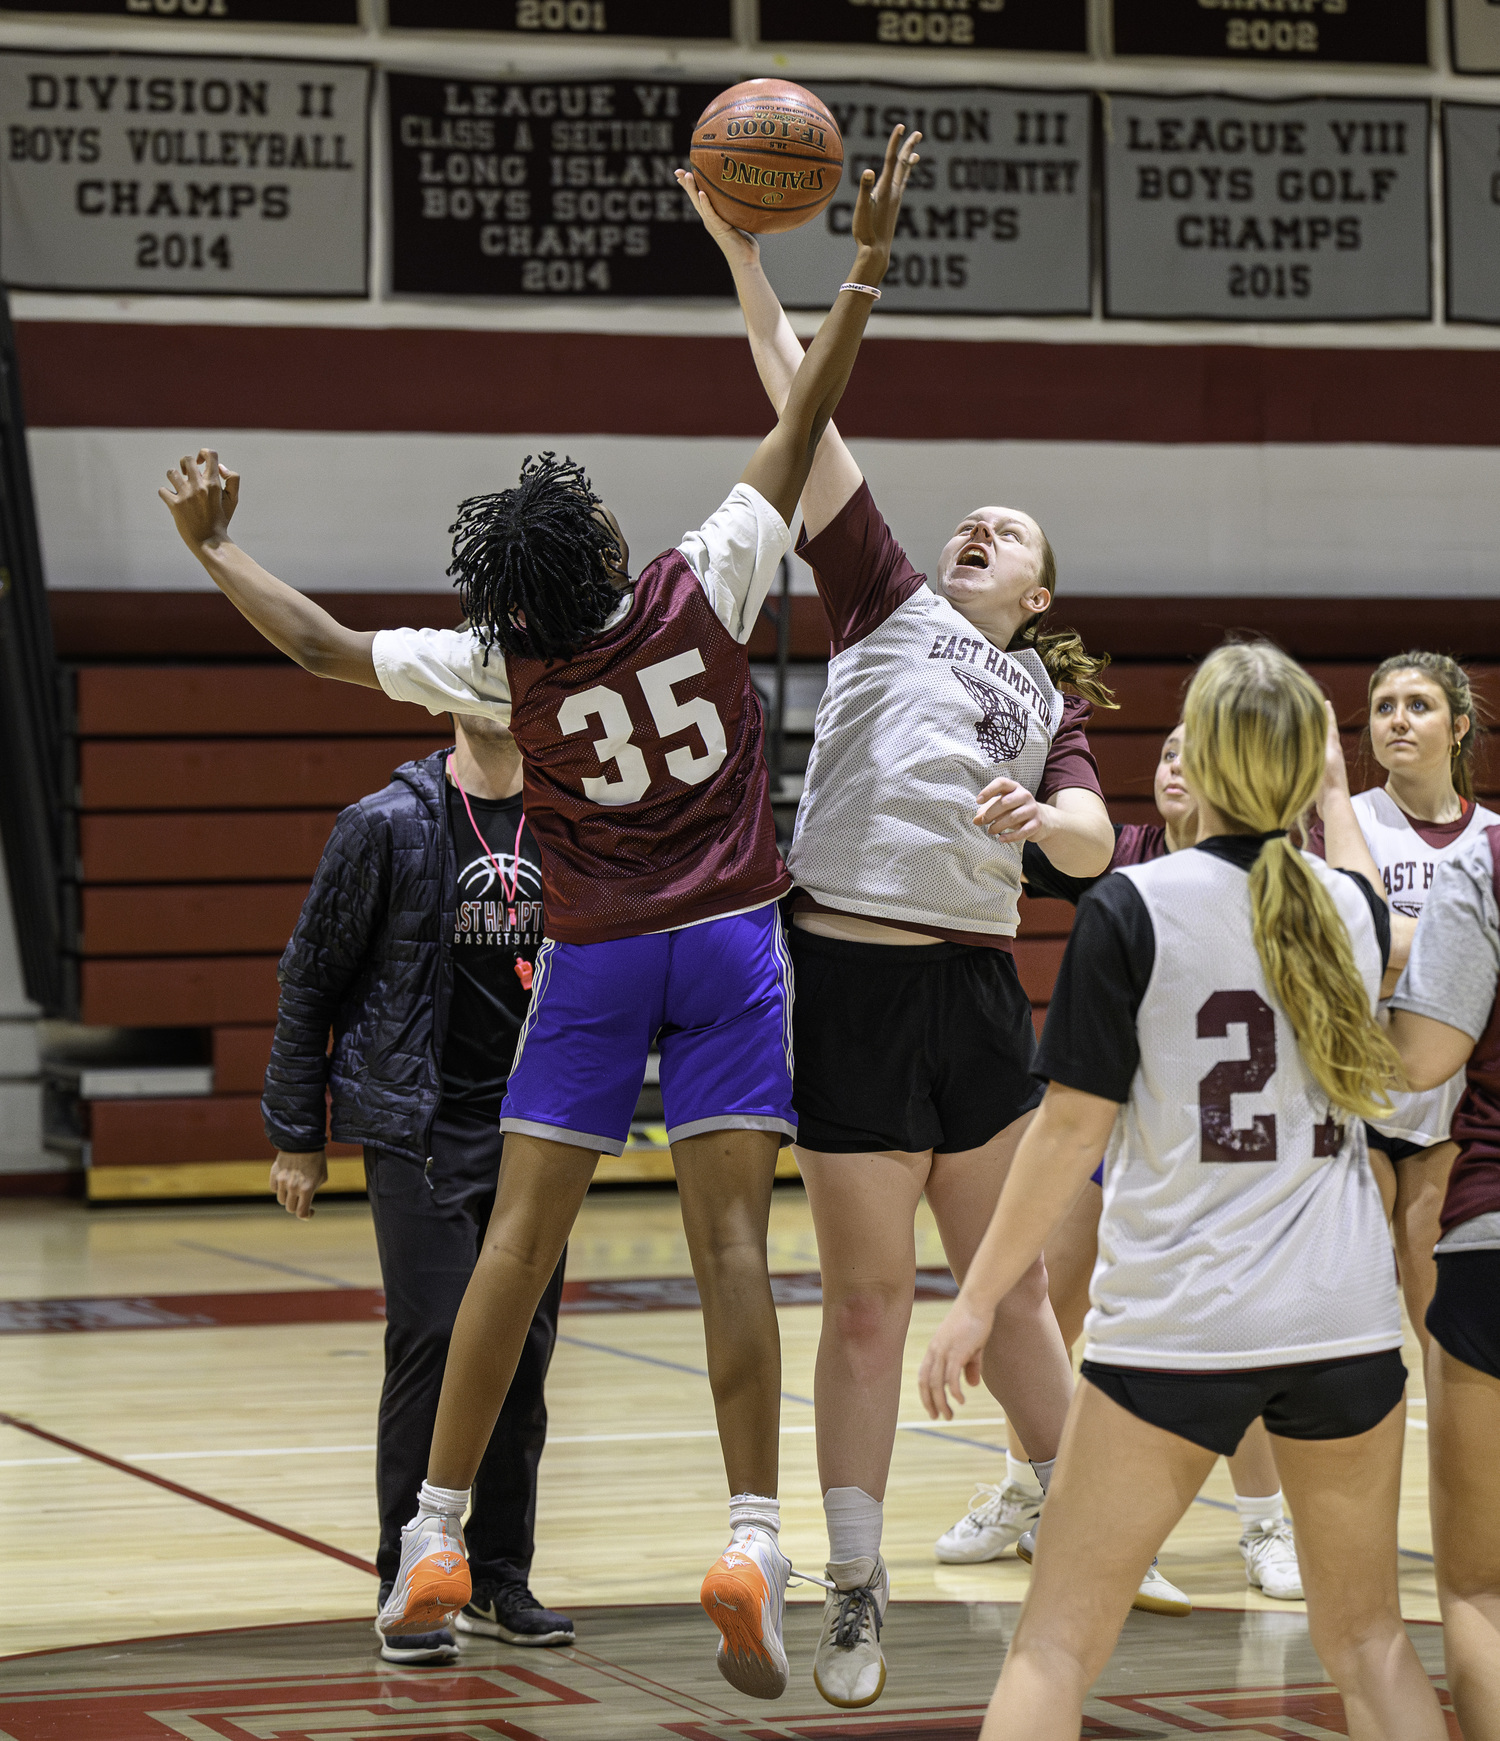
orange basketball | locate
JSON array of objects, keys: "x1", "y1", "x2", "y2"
[{"x1": 691, "y1": 80, "x2": 844, "y2": 235}]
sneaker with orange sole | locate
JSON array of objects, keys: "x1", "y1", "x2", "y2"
[
  {"x1": 700, "y1": 1527, "x2": 791, "y2": 1700},
  {"x1": 376, "y1": 1514, "x2": 471, "y2": 1638}
]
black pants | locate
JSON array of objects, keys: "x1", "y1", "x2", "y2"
[{"x1": 365, "y1": 1105, "x2": 565, "y2": 1590}]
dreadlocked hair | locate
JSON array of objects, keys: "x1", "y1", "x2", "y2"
[
  {"x1": 447, "y1": 452, "x2": 621, "y2": 662},
  {"x1": 1008, "y1": 527, "x2": 1118, "y2": 708}
]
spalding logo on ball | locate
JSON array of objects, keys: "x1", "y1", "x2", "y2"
[{"x1": 690, "y1": 79, "x2": 844, "y2": 235}]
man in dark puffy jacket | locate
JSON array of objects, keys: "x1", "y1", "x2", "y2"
[{"x1": 262, "y1": 711, "x2": 571, "y2": 1664}]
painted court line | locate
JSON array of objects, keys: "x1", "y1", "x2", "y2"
[
  {"x1": 0, "y1": 1413, "x2": 379, "y2": 1577},
  {"x1": 174, "y1": 1241, "x2": 362, "y2": 1290}
]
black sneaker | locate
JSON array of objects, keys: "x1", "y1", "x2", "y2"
[
  {"x1": 375, "y1": 1581, "x2": 459, "y2": 1664},
  {"x1": 455, "y1": 1581, "x2": 575, "y2": 1647}
]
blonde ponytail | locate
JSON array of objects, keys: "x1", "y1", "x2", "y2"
[
  {"x1": 1183, "y1": 643, "x2": 1401, "y2": 1120},
  {"x1": 1009, "y1": 528, "x2": 1118, "y2": 709}
]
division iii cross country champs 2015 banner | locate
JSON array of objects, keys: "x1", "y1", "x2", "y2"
[{"x1": 0, "y1": 53, "x2": 370, "y2": 295}]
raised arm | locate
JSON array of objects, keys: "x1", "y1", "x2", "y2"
[
  {"x1": 159, "y1": 449, "x2": 381, "y2": 688},
  {"x1": 678, "y1": 169, "x2": 863, "y2": 538},
  {"x1": 732, "y1": 126, "x2": 918, "y2": 532}
]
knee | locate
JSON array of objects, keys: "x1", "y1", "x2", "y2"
[
  {"x1": 989, "y1": 1254, "x2": 1052, "y2": 1323},
  {"x1": 829, "y1": 1283, "x2": 910, "y2": 1366},
  {"x1": 1306, "y1": 1604, "x2": 1406, "y2": 1682}
]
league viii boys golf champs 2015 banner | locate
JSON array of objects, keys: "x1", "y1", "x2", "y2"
[
  {"x1": 0, "y1": 54, "x2": 370, "y2": 295},
  {"x1": 386, "y1": 74, "x2": 730, "y2": 300},
  {"x1": 757, "y1": 84, "x2": 1091, "y2": 316},
  {"x1": 387, "y1": 0, "x2": 732, "y2": 36},
  {"x1": 1103, "y1": 93, "x2": 1430, "y2": 321}
]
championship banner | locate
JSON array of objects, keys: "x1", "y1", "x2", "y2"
[
  {"x1": 387, "y1": 0, "x2": 732, "y2": 38},
  {"x1": 0, "y1": 53, "x2": 370, "y2": 295},
  {"x1": 1111, "y1": 0, "x2": 1429, "y2": 66},
  {"x1": 1443, "y1": 105, "x2": 1500, "y2": 323},
  {"x1": 1449, "y1": 0, "x2": 1500, "y2": 74},
  {"x1": 0, "y1": 1, "x2": 357, "y2": 17},
  {"x1": 386, "y1": 72, "x2": 732, "y2": 299},
  {"x1": 755, "y1": 0, "x2": 1086, "y2": 54},
  {"x1": 1102, "y1": 93, "x2": 1430, "y2": 321},
  {"x1": 758, "y1": 84, "x2": 1091, "y2": 315}
]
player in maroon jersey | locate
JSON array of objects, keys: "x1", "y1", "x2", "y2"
[
  {"x1": 158, "y1": 124, "x2": 923, "y2": 1699},
  {"x1": 1389, "y1": 827, "x2": 1500, "y2": 1741}
]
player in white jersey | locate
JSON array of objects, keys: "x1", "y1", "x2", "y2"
[
  {"x1": 919, "y1": 643, "x2": 1445, "y2": 1741},
  {"x1": 941, "y1": 726, "x2": 1306, "y2": 1605},
  {"x1": 1312, "y1": 651, "x2": 1495, "y2": 1349},
  {"x1": 681, "y1": 170, "x2": 1129, "y2": 1707}
]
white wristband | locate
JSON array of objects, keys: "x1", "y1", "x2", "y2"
[{"x1": 839, "y1": 281, "x2": 882, "y2": 299}]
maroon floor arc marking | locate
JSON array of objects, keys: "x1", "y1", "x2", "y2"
[{"x1": 0, "y1": 1412, "x2": 378, "y2": 1576}]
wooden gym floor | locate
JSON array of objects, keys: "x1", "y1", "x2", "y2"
[{"x1": 0, "y1": 1185, "x2": 1452, "y2": 1738}]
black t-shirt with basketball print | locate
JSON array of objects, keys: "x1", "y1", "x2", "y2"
[{"x1": 442, "y1": 782, "x2": 545, "y2": 1120}]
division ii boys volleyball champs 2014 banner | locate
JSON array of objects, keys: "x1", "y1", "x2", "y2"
[
  {"x1": 0, "y1": 54, "x2": 370, "y2": 295},
  {"x1": 1102, "y1": 92, "x2": 1430, "y2": 321},
  {"x1": 386, "y1": 73, "x2": 730, "y2": 299},
  {"x1": 757, "y1": 84, "x2": 1091, "y2": 316}
]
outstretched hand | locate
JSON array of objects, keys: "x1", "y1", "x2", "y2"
[
  {"x1": 918, "y1": 1295, "x2": 996, "y2": 1422},
  {"x1": 851, "y1": 125, "x2": 922, "y2": 263},
  {"x1": 675, "y1": 168, "x2": 761, "y2": 270},
  {"x1": 160, "y1": 448, "x2": 240, "y2": 551}
]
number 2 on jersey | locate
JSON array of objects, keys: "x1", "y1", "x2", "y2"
[
  {"x1": 557, "y1": 649, "x2": 728, "y2": 808},
  {"x1": 1195, "y1": 990, "x2": 1346, "y2": 1163}
]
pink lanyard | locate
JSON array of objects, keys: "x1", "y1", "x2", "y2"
[{"x1": 451, "y1": 758, "x2": 526, "y2": 905}]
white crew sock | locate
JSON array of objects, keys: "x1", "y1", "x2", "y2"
[
  {"x1": 1007, "y1": 1453, "x2": 1044, "y2": 1498},
  {"x1": 1029, "y1": 1457, "x2": 1057, "y2": 1496},
  {"x1": 824, "y1": 1485, "x2": 883, "y2": 1565},
  {"x1": 729, "y1": 1492, "x2": 781, "y2": 1539},
  {"x1": 1235, "y1": 1489, "x2": 1285, "y2": 1534},
  {"x1": 416, "y1": 1480, "x2": 470, "y2": 1523}
]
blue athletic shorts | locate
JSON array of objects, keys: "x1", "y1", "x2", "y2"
[{"x1": 500, "y1": 903, "x2": 796, "y2": 1156}]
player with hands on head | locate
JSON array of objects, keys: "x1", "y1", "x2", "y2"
[
  {"x1": 159, "y1": 125, "x2": 920, "y2": 1704},
  {"x1": 1387, "y1": 818, "x2": 1500, "y2": 1741},
  {"x1": 918, "y1": 642, "x2": 1445, "y2": 1741},
  {"x1": 1310, "y1": 654, "x2": 1496, "y2": 1349},
  {"x1": 679, "y1": 146, "x2": 1124, "y2": 1710}
]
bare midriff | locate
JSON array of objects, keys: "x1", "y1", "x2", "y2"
[{"x1": 792, "y1": 911, "x2": 942, "y2": 945}]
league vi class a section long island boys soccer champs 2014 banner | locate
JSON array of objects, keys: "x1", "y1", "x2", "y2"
[
  {"x1": 386, "y1": 74, "x2": 734, "y2": 299},
  {"x1": 0, "y1": 53, "x2": 370, "y2": 294}
]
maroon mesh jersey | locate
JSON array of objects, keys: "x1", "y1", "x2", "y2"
[
  {"x1": 1443, "y1": 825, "x2": 1500, "y2": 1233},
  {"x1": 504, "y1": 552, "x2": 789, "y2": 944}
]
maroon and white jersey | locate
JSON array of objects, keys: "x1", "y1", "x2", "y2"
[
  {"x1": 373, "y1": 484, "x2": 791, "y2": 945},
  {"x1": 1390, "y1": 824, "x2": 1500, "y2": 1250},
  {"x1": 789, "y1": 482, "x2": 1103, "y2": 945}
]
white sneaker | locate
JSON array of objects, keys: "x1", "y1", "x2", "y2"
[
  {"x1": 813, "y1": 1554, "x2": 889, "y2": 1709},
  {"x1": 934, "y1": 1481, "x2": 1043, "y2": 1564},
  {"x1": 376, "y1": 1514, "x2": 471, "y2": 1638},
  {"x1": 700, "y1": 1527, "x2": 790, "y2": 1700},
  {"x1": 1240, "y1": 1518, "x2": 1304, "y2": 1600},
  {"x1": 1016, "y1": 1531, "x2": 1191, "y2": 1617}
]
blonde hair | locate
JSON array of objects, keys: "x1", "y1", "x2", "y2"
[
  {"x1": 1010, "y1": 529, "x2": 1118, "y2": 709},
  {"x1": 1368, "y1": 650, "x2": 1482, "y2": 803},
  {"x1": 1183, "y1": 642, "x2": 1400, "y2": 1120}
]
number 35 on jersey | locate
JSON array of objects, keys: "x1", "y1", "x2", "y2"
[{"x1": 557, "y1": 648, "x2": 728, "y2": 807}]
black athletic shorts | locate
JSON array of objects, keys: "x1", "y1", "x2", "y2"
[
  {"x1": 787, "y1": 926, "x2": 1043, "y2": 1156},
  {"x1": 1363, "y1": 1124, "x2": 1427, "y2": 1165},
  {"x1": 1427, "y1": 1249, "x2": 1500, "y2": 1382},
  {"x1": 1080, "y1": 1350, "x2": 1408, "y2": 1457}
]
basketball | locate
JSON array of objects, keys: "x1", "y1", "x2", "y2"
[{"x1": 690, "y1": 79, "x2": 844, "y2": 235}]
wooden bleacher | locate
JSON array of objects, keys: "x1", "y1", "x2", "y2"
[{"x1": 70, "y1": 656, "x2": 1498, "y2": 1200}]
